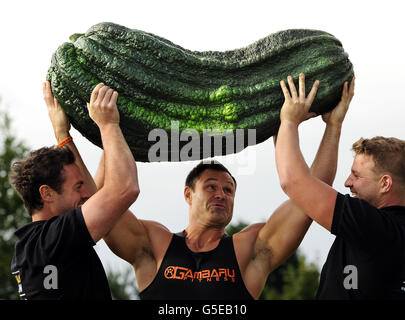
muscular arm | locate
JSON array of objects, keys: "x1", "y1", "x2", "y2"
[
  {"x1": 261, "y1": 120, "x2": 342, "y2": 269},
  {"x1": 243, "y1": 118, "x2": 340, "y2": 284},
  {"x1": 44, "y1": 81, "x2": 97, "y2": 196},
  {"x1": 96, "y1": 150, "x2": 171, "y2": 291},
  {"x1": 94, "y1": 152, "x2": 152, "y2": 266},
  {"x1": 45, "y1": 82, "x2": 149, "y2": 267},
  {"x1": 241, "y1": 74, "x2": 353, "y2": 298},
  {"x1": 45, "y1": 82, "x2": 140, "y2": 243},
  {"x1": 275, "y1": 75, "x2": 354, "y2": 232},
  {"x1": 81, "y1": 84, "x2": 141, "y2": 243}
]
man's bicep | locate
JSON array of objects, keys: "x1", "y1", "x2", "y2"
[
  {"x1": 103, "y1": 211, "x2": 151, "y2": 265},
  {"x1": 80, "y1": 188, "x2": 135, "y2": 243},
  {"x1": 285, "y1": 176, "x2": 338, "y2": 231},
  {"x1": 255, "y1": 201, "x2": 312, "y2": 272}
]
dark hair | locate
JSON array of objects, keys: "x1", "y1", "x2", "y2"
[
  {"x1": 352, "y1": 136, "x2": 405, "y2": 186},
  {"x1": 185, "y1": 160, "x2": 236, "y2": 190},
  {"x1": 9, "y1": 146, "x2": 75, "y2": 215}
]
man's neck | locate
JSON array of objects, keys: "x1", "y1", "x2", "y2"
[
  {"x1": 184, "y1": 225, "x2": 225, "y2": 252},
  {"x1": 377, "y1": 192, "x2": 405, "y2": 208},
  {"x1": 32, "y1": 209, "x2": 54, "y2": 222}
]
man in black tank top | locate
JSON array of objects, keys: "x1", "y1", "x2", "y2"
[
  {"x1": 99, "y1": 79, "x2": 353, "y2": 300},
  {"x1": 140, "y1": 232, "x2": 252, "y2": 300}
]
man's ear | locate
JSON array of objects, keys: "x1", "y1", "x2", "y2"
[
  {"x1": 380, "y1": 174, "x2": 393, "y2": 194},
  {"x1": 184, "y1": 186, "x2": 192, "y2": 205},
  {"x1": 39, "y1": 185, "x2": 54, "y2": 203}
]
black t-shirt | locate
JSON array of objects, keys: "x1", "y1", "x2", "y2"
[
  {"x1": 316, "y1": 192, "x2": 405, "y2": 299},
  {"x1": 139, "y1": 232, "x2": 254, "y2": 300},
  {"x1": 11, "y1": 208, "x2": 111, "y2": 300}
]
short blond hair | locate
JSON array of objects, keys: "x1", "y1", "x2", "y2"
[{"x1": 352, "y1": 136, "x2": 405, "y2": 186}]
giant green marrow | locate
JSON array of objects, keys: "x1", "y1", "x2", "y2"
[{"x1": 47, "y1": 22, "x2": 353, "y2": 162}]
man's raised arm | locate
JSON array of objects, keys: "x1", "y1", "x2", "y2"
[
  {"x1": 79, "y1": 83, "x2": 140, "y2": 243},
  {"x1": 254, "y1": 75, "x2": 354, "y2": 267},
  {"x1": 239, "y1": 75, "x2": 354, "y2": 298},
  {"x1": 43, "y1": 81, "x2": 97, "y2": 196},
  {"x1": 275, "y1": 74, "x2": 354, "y2": 231},
  {"x1": 261, "y1": 77, "x2": 351, "y2": 271}
]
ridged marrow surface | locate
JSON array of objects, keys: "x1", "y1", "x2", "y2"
[{"x1": 47, "y1": 22, "x2": 354, "y2": 162}]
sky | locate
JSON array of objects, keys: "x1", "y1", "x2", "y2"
[{"x1": 1, "y1": 0, "x2": 404, "y2": 288}]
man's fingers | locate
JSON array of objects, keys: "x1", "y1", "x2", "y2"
[
  {"x1": 53, "y1": 98, "x2": 61, "y2": 109},
  {"x1": 110, "y1": 91, "x2": 119, "y2": 106},
  {"x1": 43, "y1": 82, "x2": 49, "y2": 102},
  {"x1": 90, "y1": 83, "x2": 104, "y2": 104},
  {"x1": 43, "y1": 81, "x2": 54, "y2": 104},
  {"x1": 341, "y1": 77, "x2": 355, "y2": 106},
  {"x1": 89, "y1": 83, "x2": 119, "y2": 120},
  {"x1": 287, "y1": 76, "x2": 298, "y2": 100},
  {"x1": 306, "y1": 80, "x2": 320, "y2": 106},
  {"x1": 280, "y1": 80, "x2": 291, "y2": 99},
  {"x1": 42, "y1": 82, "x2": 47, "y2": 95},
  {"x1": 94, "y1": 85, "x2": 110, "y2": 105},
  {"x1": 341, "y1": 81, "x2": 348, "y2": 102},
  {"x1": 298, "y1": 73, "x2": 305, "y2": 102},
  {"x1": 102, "y1": 88, "x2": 114, "y2": 106},
  {"x1": 348, "y1": 76, "x2": 355, "y2": 101}
]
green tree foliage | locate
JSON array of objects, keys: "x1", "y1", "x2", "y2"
[
  {"x1": 226, "y1": 220, "x2": 320, "y2": 300},
  {"x1": 106, "y1": 266, "x2": 138, "y2": 300},
  {"x1": 0, "y1": 105, "x2": 30, "y2": 299}
]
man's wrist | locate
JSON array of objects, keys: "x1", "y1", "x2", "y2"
[
  {"x1": 55, "y1": 132, "x2": 70, "y2": 143},
  {"x1": 97, "y1": 122, "x2": 120, "y2": 132},
  {"x1": 57, "y1": 136, "x2": 73, "y2": 148},
  {"x1": 280, "y1": 118, "x2": 300, "y2": 128}
]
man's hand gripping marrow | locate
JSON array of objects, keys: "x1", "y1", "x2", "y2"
[
  {"x1": 87, "y1": 83, "x2": 120, "y2": 129},
  {"x1": 279, "y1": 73, "x2": 319, "y2": 125}
]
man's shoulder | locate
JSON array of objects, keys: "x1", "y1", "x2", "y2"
[
  {"x1": 233, "y1": 223, "x2": 265, "y2": 238},
  {"x1": 14, "y1": 209, "x2": 78, "y2": 240},
  {"x1": 138, "y1": 219, "x2": 173, "y2": 253},
  {"x1": 336, "y1": 193, "x2": 405, "y2": 218},
  {"x1": 140, "y1": 219, "x2": 172, "y2": 235},
  {"x1": 14, "y1": 220, "x2": 45, "y2": 241}
]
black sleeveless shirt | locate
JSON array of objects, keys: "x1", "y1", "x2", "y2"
[{"x1": 139, "y1": 232, "x2": 254, "y2": 300}]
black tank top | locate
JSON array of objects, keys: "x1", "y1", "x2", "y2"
[{"x1": 139, "y1": 232, "x2": 254, "y2": 300}]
